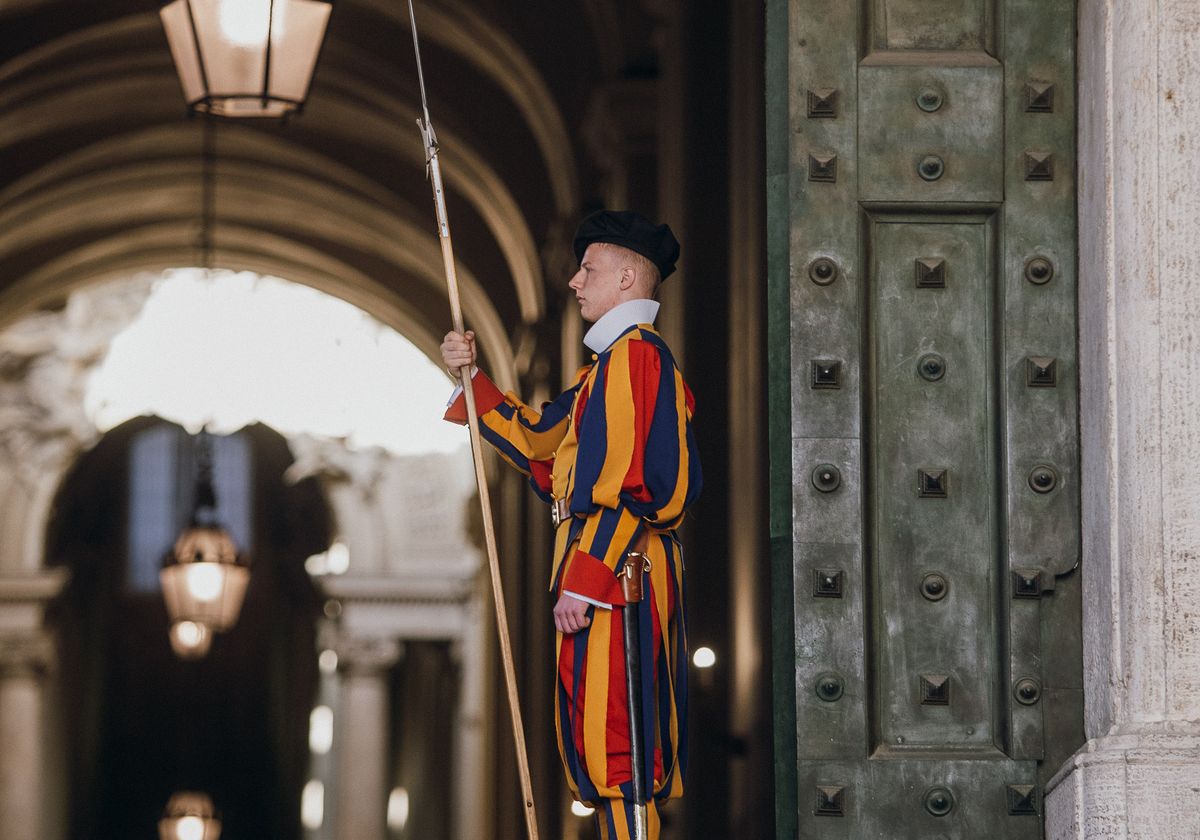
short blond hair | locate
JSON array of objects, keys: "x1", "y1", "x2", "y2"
[{"x1": 595, "y1": 242, "x2": 661, "y2": 292}]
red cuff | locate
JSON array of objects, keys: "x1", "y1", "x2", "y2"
[
  {"x1": 443, "y1": 370, "x2": 507, "y2": 425},
  {"x1": 561, "y1": 550, "x2": 625, "y2": 607}
]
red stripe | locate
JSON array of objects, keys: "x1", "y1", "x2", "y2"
[
  {"x1": 621, "y1": 339, "x2": 660, "y2": 503},
  {"x1": 530, "y1": 459, "x2": 553, "y2": 493},
  {"x1": 605, "y1": 606, "x2": 630, "y2": 787}
]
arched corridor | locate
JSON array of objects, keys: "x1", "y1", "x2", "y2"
[{"x1": 0, "y1": 3, "x2": 770, "y2": 839}]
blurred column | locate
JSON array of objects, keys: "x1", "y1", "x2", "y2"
[
  {"x1": 451, "y1": 590, "x2": 490, "y2": 839},
  {"x1": 334, "y1": 636, "x2": 401, "y2": 840},
  {"x1": 0, "y1": 571, "x2": 65, "y2": 840}
]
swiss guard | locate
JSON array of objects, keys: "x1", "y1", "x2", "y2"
[{"x1": 442, "y1": 209, "x2": 701, "y2": 840}]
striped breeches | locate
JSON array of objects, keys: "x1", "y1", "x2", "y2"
[
  {"x1": 594, "y1": 797, "x2": 661, "y2": 839},
  {"x1": 555, "y1": 532, "x2": 688, "y2": 835}
]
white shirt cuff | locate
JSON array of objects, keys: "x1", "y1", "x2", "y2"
[
  {"x1": 563, "y1": 590, "x2": 613, "y2": 610},
  {"x1": 445, "y1": 367, "x2": 479, "y2": 407}
]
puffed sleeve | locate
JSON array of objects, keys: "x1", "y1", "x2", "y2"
[{"x1": 444, "y1": 369, "x2": 581, "y2": 502}]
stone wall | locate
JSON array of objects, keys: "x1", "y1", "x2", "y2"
[{"x1": 1045, "y1": 0, "x2": 1200, "y2": 836}]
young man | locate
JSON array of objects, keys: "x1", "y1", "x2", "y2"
[{"x1": 441, "y1": 209, "x2": 701, "y2": 839}]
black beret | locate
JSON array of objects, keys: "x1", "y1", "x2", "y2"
[{"x1": 573, "y1": 210, "x2": 681, "y2": 280}]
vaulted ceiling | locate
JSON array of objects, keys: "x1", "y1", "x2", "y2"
[{"x1": 0, "y1": 0, "x2": 665, "y2": 387}]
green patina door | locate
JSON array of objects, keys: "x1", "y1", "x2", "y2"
[{"x1": 766, "y1": 1, "x2": 1083, "y2": 837}]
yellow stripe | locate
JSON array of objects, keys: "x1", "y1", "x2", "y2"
[
  {"x1": 648, "y1": 800, "x2": 661, "y2": 839},
  {"x1": 612, "y1": 802, "x2": 632, "y2": 840},
  {"x1": 559, "y1": 364, "x2": 601, "y2": 502},
  {"x1": 594, "y1": 339, "x2": 636, "y2": 506},
  {"x1": 583, "y1": 608, "x2": 613, "y2": 796},
  {"x1": 481, "y1": 401, "x2": 568, "y2": 463},
  {"x1": 668, "y1": 544, "x2": 685, "y2": 793},
  {"x1": 513, "y1": 399, "x2": 573, "y2": 455}
]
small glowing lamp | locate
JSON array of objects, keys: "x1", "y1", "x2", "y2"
[
  {"x1": 692, "y1": 646, "x2": 717, "y2": 669},
  {"x1": 169, "y1": 620, "x2": 213, "y2": 659},
  {"x1": 571, "y1": 800, "x2": 596, "y2": 817},
  {"x1": 387, "y1": 787, "x2": 410, "y2": 831},
  {"x1": 158, "y1": 791, "x2": 222, "y2": 840}
]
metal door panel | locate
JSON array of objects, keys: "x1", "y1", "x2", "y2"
[
  {"x1": 769, "y1": 0, "x2": 1082, "y2": 834},
  {"x1": 799, "y1": 758, "x2": 1041, "y2": 838},
  {"x1": 868, "y1": 213, "x2": 999, "y2": 753},
  {"x1": 867, "y1": 0, "x2": 996, "y2": 52},
  {"x1": 859, "y1": 65, "x2": 1003, "y2": 203}
]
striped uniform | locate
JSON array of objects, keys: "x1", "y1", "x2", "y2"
[{"x1": 445, "y1": 322, "x2": 701, "y2": 838}]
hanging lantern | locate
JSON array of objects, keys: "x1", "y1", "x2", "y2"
[
  {"x1": 161, "y1": 523, "x2": 250, "y2": 633},
  {"x1": 159, "y1": 791, "x2": 223, "y2": 840},
  {"x1": 161, "y1": 431, "x2": 250, "y2": 655},
  {"x1": 160, "y1": 0, "x2": 333, "y2": 118}
]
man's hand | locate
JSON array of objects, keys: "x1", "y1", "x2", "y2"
[
  {"x1": 441, "y1": 330, "x2": 476, "y2": 377},
  {"x1": 553, "y1": 593, "x2": 592, "y2": 634}
]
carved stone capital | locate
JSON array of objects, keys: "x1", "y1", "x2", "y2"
[
  {"x1": 336, "y1": 636, "x2": 403, "y2": 677},
  {"x1": 0, "y1": 633, "x2": 55, "y2": 678}
]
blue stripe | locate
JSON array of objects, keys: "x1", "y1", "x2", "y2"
[
  {"x1": 525, "y1": 383, "x2": 581, "y2": 432},
  {"x1": 565, "y1": 622, "x2": 600, "y2": 803},
  {"x1": 643, "y1": 351, "x2": 682, "y2": 522},
  {"x1": 478, "y1": 422, "x2": 533, "y2": 475},
  {"x1": 572, "y1": 354, "x2": 611, "y2": 510},
  {"x1": 638, "y1": 589, "x2": 656, "y2": 800}
]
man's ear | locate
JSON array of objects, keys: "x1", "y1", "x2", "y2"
[{"x1": 619, "y1": 265, "x2": 637, "y2": 290}]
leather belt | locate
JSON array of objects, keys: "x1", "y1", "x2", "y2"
[{"x1": 551, "y1": 498, "x2": 571, "y2": 528}]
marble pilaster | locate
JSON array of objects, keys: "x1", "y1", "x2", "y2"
[{"x1": 1045, "y1": 0, "x2": 1200, "y2": 836}]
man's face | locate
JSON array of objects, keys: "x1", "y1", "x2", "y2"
[{"x1": 568, "y1": 243, "x2": 626, "y2": 323}]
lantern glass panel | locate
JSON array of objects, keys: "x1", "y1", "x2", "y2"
[
  {"x1": 160, "y1": 559, "x2": 249, "y2": 631},
  {"x1": 191, "y1": 0, "x2": 269, "y2": 102},
  {"x1": 160, "y1": 0, "x2": 205, "y2": 103},
  {"x1": 269, "y1": 0, "x2": 332, "y2": 102}
]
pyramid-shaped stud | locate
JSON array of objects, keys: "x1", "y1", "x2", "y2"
[
  {"x1": 809, "y1": 153, "x2": 838, "y2": 183},
  {"x1": 1026, "y1": 356, "x2": 1058, "y2": 387},
  {"x1": 814, "y1": 785, "x2": 846, "y2": 817},
  {"x1": 1006, "y1": 784, "x2": 1040, "y2": 815},
  {"x1": 1024, "y1": 81, "x2": 1055, "y2": 113},
  {"x1": 807, "y1": 88, "x2": 838, "y2": 118},
  {"x1": 920, "y1": 674, "x2": 950, "y2": 705},
  {"x1": 915, "y1": 258, "x2": 946, "y2": 288},
  {"x1": 1024, "y1": 150, "x2": 1055, "y2": 181},
  {"x1": 813, "y1": 568, "x2": 844, "y2": 598},
  {"x1": 1012, "y1": 568, "x2": 1044, "y2": 598},
  {"x1": 811, "y1": 359, "x2": 842, "y2": 389},
  {"x1": 918, "y1": 468, "x2": 948, "y2": 498}
]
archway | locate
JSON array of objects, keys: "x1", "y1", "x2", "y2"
[{"x1": 0, "y1": 270, "x2": 493, "y2": 839}]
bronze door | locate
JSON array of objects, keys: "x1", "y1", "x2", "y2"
[{"x1": 767, "y1": 0, "x2": 1083, "y2": 836}]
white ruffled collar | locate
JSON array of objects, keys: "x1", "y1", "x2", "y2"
[{"x1": 583, "y1": 298, "x2": 660, "y2": 353}]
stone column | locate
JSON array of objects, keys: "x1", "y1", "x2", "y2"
[
  {"x1": 451, "y1": 591, "x2": 492, "y2": 840},
  {"x1": 0, "y1": 570, "x2": 65, "y2": 840},
  {"x1": 334, "y1": 636, "x2": 401, "y2": 840},
  {"x1": 1045, "y1": 1, "x2": 1200, "y2": 837},
  {"x1": 0, "y1": 634, "x2": 53, "y2": 840}
]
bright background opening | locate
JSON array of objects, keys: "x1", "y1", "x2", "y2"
[{"x1": 85, "y1": 268, "x2": 466, "y2": 456}]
